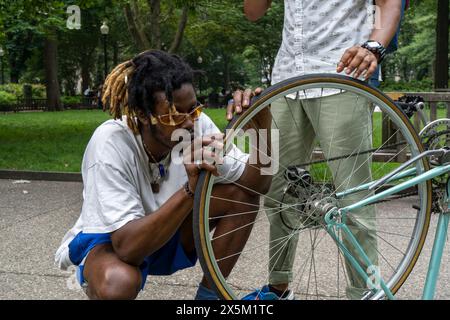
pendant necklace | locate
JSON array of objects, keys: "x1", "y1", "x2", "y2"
[{"x1": 142, "y1": 140, "x2": 169, "y2": 193}]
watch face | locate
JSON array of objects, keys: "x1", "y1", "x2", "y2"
[{"x1": 366, "y1": 41, "x2": 379, "y2": 49}]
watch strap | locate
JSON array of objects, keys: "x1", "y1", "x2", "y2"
[{"x1": 361, "y1": 40, "x2": 386, "y2": 64}]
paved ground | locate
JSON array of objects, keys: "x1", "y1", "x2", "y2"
[{"x1": 0, "y1": 178, "x2": 448, "y2": 300}]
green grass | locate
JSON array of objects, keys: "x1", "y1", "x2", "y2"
[
  {"x1": 203, "y1": 108, "x2": 229, "y2": 131},
  {"x1": 0, "y1": 110, "x2": 111, "y2": 172},
  {"x1": 0, "y1": 109, "x2": 229, "y2": 172},
  {"x1": 0, "y1": 107, "x2": 446, "y2": 173}
]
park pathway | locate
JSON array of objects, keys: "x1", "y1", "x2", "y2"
[{"x1": 0, "y1": 179, "x2": 448, "y2": 300}]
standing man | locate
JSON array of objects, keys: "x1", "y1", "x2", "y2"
[{"x1": 234, "y1": 0, "x2": 402, "y2": 299}]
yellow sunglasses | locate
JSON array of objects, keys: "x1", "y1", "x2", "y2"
[{"x1": 150, "y1": 102, "x2": 203, "y2": 126}]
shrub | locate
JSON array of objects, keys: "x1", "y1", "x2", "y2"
[
  {"x1": 0, "y1": 83, "x2": 46, "y2": 99},
  {"x1": 31, "y1": 84, "x2": 46, "y2": 98},
  {"x1": 0, "y1": 84, "x2": 24, "y2": 98},
  {"x1": 0, "y1": 91, "x2": 17, "y2": 111},
  {"x1": 380, "y1": 78, "x2": 434, "y2": 92},
  {"x1": 61, "y1": 96, "x2": 82, "y2": 105},
  {"x1": 0, "y1": 91, "x2": 17, "y2": 104}
]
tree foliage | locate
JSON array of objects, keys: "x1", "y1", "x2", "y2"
[
  {"x1": 381, "y1": 0, "x2": 447, "y2": 90},
  {"x1": 0, "y1": 0, "x2": 445, "y2": 105}
]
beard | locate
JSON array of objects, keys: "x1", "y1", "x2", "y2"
[
  {"x1": 149, "y1": 123, "x2": 194, "y2": 150},
  {"x1": 149, "y1": 123, "x2": 174, "y2": 150}
]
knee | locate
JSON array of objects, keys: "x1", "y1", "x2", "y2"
[
  {"x1": 231, "y1": 184, "x2": 259, "y2": 201},
  {"x1": 92, "y1": 265, "x2": 142, "y2": 300},
  {"x1": 225, "y1": 185, "x2": 260, "y2": 216}
]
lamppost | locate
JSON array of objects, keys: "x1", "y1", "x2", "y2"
[
  {"x1": 100, "y1": 21, "x2": 109, "y2": 80},
  {"x1": 0, "y1": 47, "x2": 4, "y2": 85},
  {"x1": 197, "y1": 56, "x2": 203, "y2": 95}
]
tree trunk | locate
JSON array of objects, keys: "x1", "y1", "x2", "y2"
[
  {"x1": 149, "y1": 0, "x2": 162, "y2": 50},
  {"x1": 81, "y1": 59, "x2": 91, "y2": 94},
  {"x1": 224, "y1": 55, "x2": 230, "y2": 91},
  {"x1": 113, "y1": 42, "x2": 119, "y2": 66},
  {"x1": 9, "y1": 70, "x2": 19, "y2": 83},
  {"x1": 168, "y1": 6, "x2": 188, "y2": 53},
  {"x1": 9, "y1": 58, "x2": 19, "y2": 83},
  {"x1": 434, "y1": 0, "x2": 449, "y2": 90},
  {"x1": 95, "y1": 53, "x2": 103, "y2": 86},
  {"x1": 44, "y1": 32, "x2": 62, "y2": 111},
  {"x1": 124, "y1": 2, "x2": 150, "y2": 51}
]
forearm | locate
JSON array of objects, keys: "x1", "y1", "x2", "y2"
[
  {"x1": 244, "y1": 0, "x2": 272, "y2": 21},
  {"x1": 370, "y1": 0, "x2": 402, "y2": 47},
  {"x1": 111, "y1": 187, "x2": 193, "y2": 266}
]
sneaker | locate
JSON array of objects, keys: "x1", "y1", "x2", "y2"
[
  {"x1": 194, "y1": 283, "x2": 220, "y2": 300},
  {"x1": 242, "y1": 285, "x2": 295, "y2": 300}
]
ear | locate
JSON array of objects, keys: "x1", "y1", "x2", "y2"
[{"x1": 136, "y1": 109, "x2": 149, "y2": 126}]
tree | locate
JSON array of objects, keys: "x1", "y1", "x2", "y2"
[
  {"x1": 39, "y1": 2, "x2": 66, "y2": 111},
  {"x1": 0, "y1": 3, "x2": 41, "y2": 83},
  {"x1": 184, "y1": 0, "x2": 283, "y2": 90},
  {"x1": 122, "y1": 0, "x2": 194, "y2": 53},
  {"x1": 382, "y1": 0, "x2": 448, "y2": 91},
  {"x1": 0, "y1": 1, "x2": 66, "y2": 110},
  {"x1": 435, "y1": 0, "x2": 449, "y2": 89},
  {"x1": 44, "y1": 29, "x2": 62, "y2": 110}
]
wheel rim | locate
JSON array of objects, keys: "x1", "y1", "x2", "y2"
[{"x1": 194, "y1": 74, "x2": 432, "y2": 300}]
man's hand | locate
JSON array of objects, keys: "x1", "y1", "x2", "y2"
[
  {"x1": 183, "y1": 134, "x2": 224, "y2": 192},
  {"x1": 226, "y1": 87, "x2": 264, "y2": 121},
  {"x1": 336, "y1": 46, "x2": 378, "y2": 81}
]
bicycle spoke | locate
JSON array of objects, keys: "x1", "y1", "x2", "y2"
[{"x1": 196, "y1": 77, "x2": 431, "y2": 301}]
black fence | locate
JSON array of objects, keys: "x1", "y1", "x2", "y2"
[{"x1": 0, "y1": 96, "x2": 99, "y2": 112}]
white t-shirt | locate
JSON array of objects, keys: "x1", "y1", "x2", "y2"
[{"x1": 55, "y1": 113, "x2": 248, "y2": 270}]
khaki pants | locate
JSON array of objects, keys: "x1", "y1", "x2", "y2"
[{"x1": 265, "y1": 91, "x2": 378, "y2": 299}]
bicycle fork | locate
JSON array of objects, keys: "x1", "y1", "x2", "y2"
[
  {"x1": 422, "y1": 178, "x2": 450, "y2": 300},
  {"x1": 325, "y1": 209, "x2": 396, "y2": 300}
]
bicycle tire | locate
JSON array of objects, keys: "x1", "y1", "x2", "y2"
[{"x1": 193, "y1": 74, "x2": 432, "y2": 300}]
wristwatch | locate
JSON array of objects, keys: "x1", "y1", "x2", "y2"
[{"x1": 361, "y1": 40, "x2": 386, "y2": 64}]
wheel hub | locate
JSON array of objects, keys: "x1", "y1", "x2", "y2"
[{"x1": 281, "y1": 167, "x2": 338, "y2": 230}]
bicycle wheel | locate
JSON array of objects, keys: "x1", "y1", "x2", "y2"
[{"x1": 193, "y1": 74, "x2": 432, "y2": 300}]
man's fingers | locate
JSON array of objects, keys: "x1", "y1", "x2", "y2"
[
  {"x1": 254, "y1": 87, "x2": 264, "y2": 95},
  {"x1": 201, "y1": 133, "x2": 224, "y2": 146},
  {"x1": 337, "y1": 47, "x2": 357, "y2": 72},
  {"x1": 354, "y1": 55, "x2": 372, "y2": 79},
  {"x1": 227, "y1": 87, "x2": 263, "y2": 121},
  {"x1": 242, "y1": 88, "x2": 253, "y2": 108},
  {"x1": 186, "y1": 161, "x2": 218, "y2": 176},
  {"x1": 345, "y1": 49, "x2": 368, "y2": 75},
  {"x1": 233, "y1": 90, "x2": 243, "y2": 114},
  {"x1": 198, "y1": 162, "x2": 219, "y2": 176},
  {"x1": 226, "y1": 99, "x2": 234, "y2": 121},
  {"x1": 206, "y1": 139, "x2": 224, "y2": 152},
  {"x1": 183, "y1": 133, "x2": 224, "y2": 165},
  {"x1": 364, "y1": 60, "x2": 378, "y2": 81}
]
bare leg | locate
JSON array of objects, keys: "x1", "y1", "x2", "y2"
[
  {"x1": 82, "y1": 184, "x2": 259, "y2": 299},
  {"x1": 83, "y1": 244, "x2": 142, "y2": 300},
  {"x1": 179, "y1": 184, "x2": 260, "y2": 289}
]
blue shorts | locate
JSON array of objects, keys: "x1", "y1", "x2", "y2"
[{"x1": 68, "y1": 231, "x2": 197, "y2": 290}]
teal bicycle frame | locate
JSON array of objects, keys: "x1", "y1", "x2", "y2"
[{"x1": 324, "y1": 162, "x2": 450, "y2": 300}]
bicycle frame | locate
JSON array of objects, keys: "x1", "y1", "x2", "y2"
[{"x1": 325, "y1": 162, "x2": 450, "y2": 300}]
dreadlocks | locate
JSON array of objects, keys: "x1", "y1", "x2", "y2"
[{"x1": 101, "y1": 50, "x2": 195, "y2": 134}]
